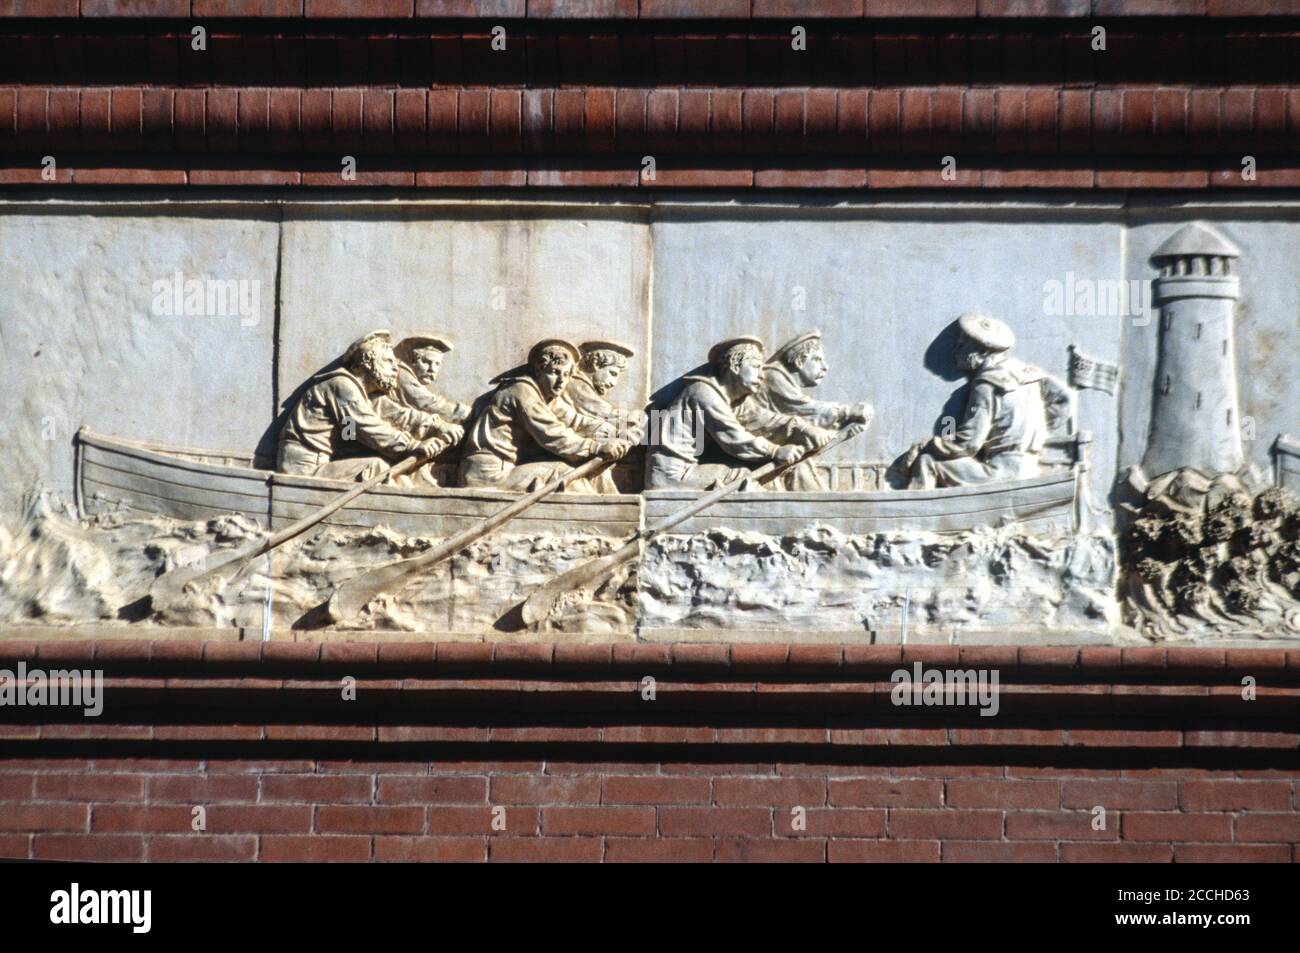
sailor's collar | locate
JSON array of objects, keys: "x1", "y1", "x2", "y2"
[
  {"x1": 973, "y1": 356, "x2": 1042, "y2": 391},
  {"x1": 504, "y1": 372, "x2": 566, "y2": 404},
  {"x1": 315, "y1": 366, "x2": 370, "y2": 393},
  {"x1": 683, "y1": 373, "x2": 751, "y2": 407},
  {"x1": 763, "y1": 363, "x2": 798, "y2": 388}
]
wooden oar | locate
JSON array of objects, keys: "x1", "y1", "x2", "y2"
[
  {"x1": 325, "y1": 455, "x2": 613, "y2": 625},
  {"x1": 516, "y1": 424, "x2": 865, "y2": 628},
  {"x1": 149, "y1": 453, "x2": 426, "y2": 605}
]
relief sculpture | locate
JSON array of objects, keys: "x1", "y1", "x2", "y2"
[
  {"x1": 1118, "y1": 223, "x2": 1300, "y2": 637},
  {"x1": 276, "y1": 330, "x2": 453, "y2": 486},
  {"x1": 57, "y1": 320, "x2": 1102, "y2": 639},
  {"x1": 392, "y1": 333, "x2": 471, "y2": 427},
  {"x1": 902, "y1": 314, "x2": 1074, "y2": 490},
  {"x1": 3, "y1": 218, "x2": 1294, "y2": 645},
  {"x1": 648, "y1": 335, "x2": 842, "y2": 492},
  {"x1": 456, "y1": 338, "x2": 632, "y2": 495}
]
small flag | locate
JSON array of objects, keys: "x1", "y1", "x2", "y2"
[{"x1": 1068, "y1": 345, "x2": 1119, "y2": 395}]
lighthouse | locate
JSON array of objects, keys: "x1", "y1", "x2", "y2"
[{"x1": 1140, "y1": 222, "x2": 1244, "y2": 478}]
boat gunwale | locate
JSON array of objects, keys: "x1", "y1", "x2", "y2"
[{"x1": 78, "y1": 429, "x2": 266, "y2": 481}]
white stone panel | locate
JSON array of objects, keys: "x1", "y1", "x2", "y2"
[
  {"x1": 277, "y1": 206, "x2": 653, "y2": 423},
  {"x1": 0, "y1": 207, "x2": 278, "y2": 511}
]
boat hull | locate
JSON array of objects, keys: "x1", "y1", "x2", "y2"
[
  {"x1": 77, "y1": 430, "x2": 270, "y2": 526},
  {"x1": 643, "y1": 471, "x2": 1080, "y2": 536},
  {"x1": 77, "y1": 429, "x2": 1080, "y2": 540},
  {"x1": 76, "y1": 430, "x2": 641, "y2": 538},
  {"x1": 269, "y1": 472, "x2": 641, "y2": 538}
]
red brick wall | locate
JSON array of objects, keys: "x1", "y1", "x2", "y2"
[
  {"x1": 4, "y1": 755, "x2": 1298, "y2": 863},
  {"x1": 1, "y1": 641, "x2": 1297, "y2": 862}
]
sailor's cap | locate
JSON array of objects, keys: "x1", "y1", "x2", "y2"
[
  {"x1": 528, "y1": 338, "x2": 582, "y2": 366},
  {"x1": 579, "y1": 339, "x2": 635, "y2": 360},
  {"x1": 769, "y1": 330, "x2": 822, "y2": 366},
  {"x1": 395, "y1": 333, "x2": 453, "y2": 363},
  {"x1": 957, "y1": 313, "x2": 1015, "y2": 352},
  {"x1": 708, "y1": 335, "x2": 766, "y2": 367},
  {"x1": 342, "y1": 329, "x2": 393, "y2": 365}
]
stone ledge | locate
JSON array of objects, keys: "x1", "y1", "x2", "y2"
[
  {"x1": 3, "y1": 635, "x2": 1299, "y2": 678},
  {"x1": 0, "y1": 623, "x2": 1128, "y2": 646}
]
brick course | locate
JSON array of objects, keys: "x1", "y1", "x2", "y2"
[
  {"x1": 4, "y1": 755, "x2": 1294, "y2": 862},
  {"x1": 1, "y1": 15, "x2": 1298, "y2": 188}
]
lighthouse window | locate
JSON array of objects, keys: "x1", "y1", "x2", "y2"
[
  {"x1": 1195, "y1": 391, "x2": 1202, "y2": 409},
  {"x1": 1227, "y1": 409, "x2": 1233, "y2": 425},
  {"x1": 1222, "y1": 339, "x2": 1228, "y2": 355},
  {"x1": 1162, "y1": 375, "x2": 1171, "y2": 394},
  {"x1": 1195, "y1": 323, "x2": 1202, "y2": 339}
]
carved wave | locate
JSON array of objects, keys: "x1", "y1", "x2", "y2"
[{"x1": 1121, "y1": 477, "x2": 1300, "y2": 639}]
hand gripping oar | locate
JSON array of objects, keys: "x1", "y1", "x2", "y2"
[
  {"x1": 325, "y1": 455, "x2": 614, "y2": 625},
  {"x1": 516, "y1": 424, "x2": 866, "y2": 629},
  {"x1": 149, "y1": 453, "x2": 426, "y2": 605}
]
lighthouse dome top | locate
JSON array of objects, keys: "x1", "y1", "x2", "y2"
[{"x1": 1151, "y1": 222, "x2": 1240, "y2": 263}]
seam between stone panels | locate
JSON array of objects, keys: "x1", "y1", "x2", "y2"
[
  {"x1": 271, "y1": 200, "x2": 284, "y2": 485},
  {"x1": 1115, "y1": 208, "x2": 1128, "y2": 479}
]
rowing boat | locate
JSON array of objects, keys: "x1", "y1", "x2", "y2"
[
  {"x1": 75, "y1": 429, "x2": 640, "y2": 538},
  {"x1": 75, "y1": 428, "x2": 1085, "y2": 539}
]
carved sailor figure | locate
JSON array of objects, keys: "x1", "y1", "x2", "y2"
[
  {"x1": 647, "y1": 335, "x2": 832, "y2": 490},
  {"x1": 276, "y1": 330, "x2": 451, "y2": 482},
  {"x1": 393, "y1": 333, "x2": 471, "y2": 431},
  {"x1": 572, "y1": 339, "x2": 649, "y2": 437},
  {"x1": 759, "y1": 331, "x2": 874, "y2": 430},
  {"x1": 457, "y1": 338, "x2": 632, "y2": 493},
  {"x1": 750, "y1": 330, "x2": 874, "y2": 489},
  {"x1": 568, "y1": 340, "x2": 634, "y2": 422},
  {"x1": 908, "y1": 313, "x2": 1073, "y2": 489}
]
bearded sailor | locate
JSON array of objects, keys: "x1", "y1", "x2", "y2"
[
  {"x1": 276, "y1": 330, "x2": 451, "y2": 482},
  {"x1": 457, "y1": 338, "x2": 632, "y2": 493},
  {"x1": 392, "y1": 333, "x2": 471, "y2": 428},
  {"x1": 647, "y1": 335, "x2": 831, "y2": 491}
]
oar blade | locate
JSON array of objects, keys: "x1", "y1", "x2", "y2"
[
  {"x1": 148, "y1": 544, "x2": 254, "y2": 605},
  {"x1": 325, "y1": 558, "x2": 418, "y2": 624},
  {"x1": 519, "y1": 541, "x2": 638, "y2": 628}
]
